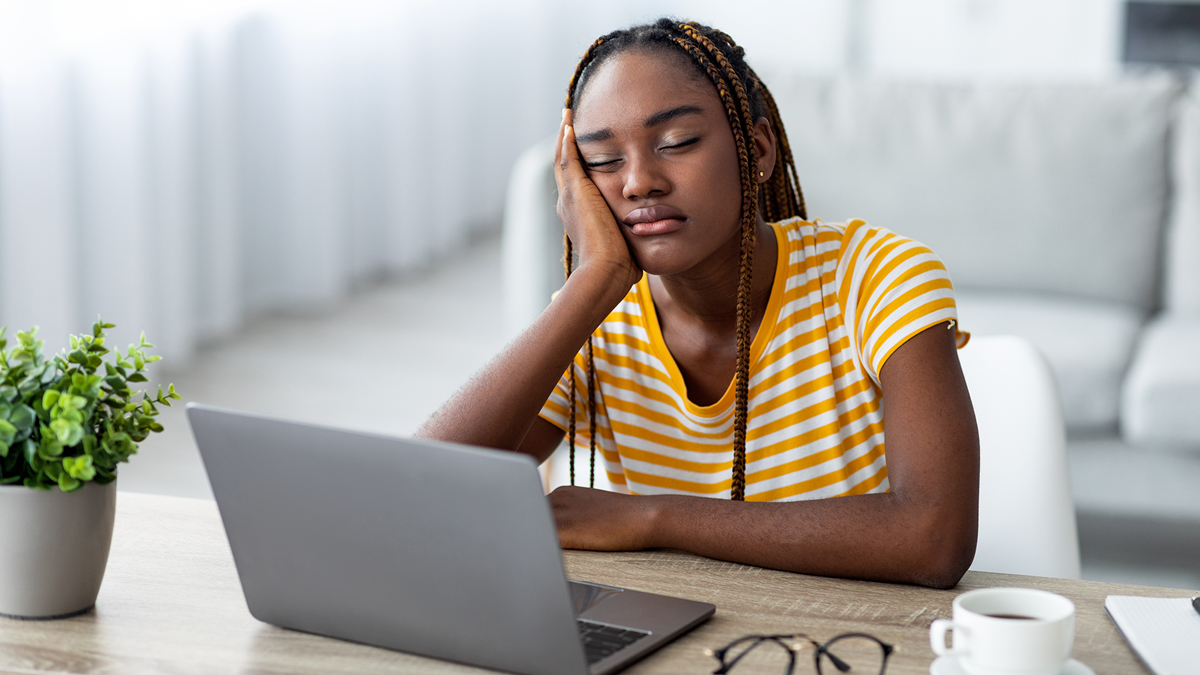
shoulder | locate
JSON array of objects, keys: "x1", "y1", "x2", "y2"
[
  {"x1": 771, "y1": 216, "x2": 882, "y2": 254},
  {"x1": 770, "y1": 216, "x2": 946, "y2": 271},
  {"x1": 837, "y1": 219, "x2": 930, "y2": 259},
  {"x1": 818, "y1": 218, "x2": 949, "y2": 287},
  {"x1": 770, "y1": 216, "x2": 942, "y2": 280}
]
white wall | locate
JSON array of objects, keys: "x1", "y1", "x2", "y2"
[
  {"x1": 570, "y1": 0, "x2": 1126, "y2": 80},
  {"x1": 866, "y1": 0, "x2": 1124, "y2": 81}
]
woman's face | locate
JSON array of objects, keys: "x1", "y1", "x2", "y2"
[{"x1": 572, "y1": 48, "x2": 753, "y2": 277}]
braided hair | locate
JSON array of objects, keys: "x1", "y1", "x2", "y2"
[{"x1": 562, "y1": 19, "x2": 805, "y2": 500}]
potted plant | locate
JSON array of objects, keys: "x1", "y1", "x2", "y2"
[{"x1": 0, "y1": 319, "x2": 179, "y2": 619}]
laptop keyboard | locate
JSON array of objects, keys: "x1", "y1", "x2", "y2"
[{"x1": 577, "y1": 619, "x2": 650, "y2": 664}]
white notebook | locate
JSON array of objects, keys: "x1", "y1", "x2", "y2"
[{"x1": 1104, "y1": 595, "x2": 1200, "y2": 675}]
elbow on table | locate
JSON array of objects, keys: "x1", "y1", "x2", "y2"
[
  {"x1": 902, "y1": 512, "x2": 978, "y2": 589},
  {"x1": 911, "y1": 546, "x2": 973, "y2": 589}
]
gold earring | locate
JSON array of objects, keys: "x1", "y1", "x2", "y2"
[{"x1": 759, "y1": 170, "x2": 765, "y2": 179}]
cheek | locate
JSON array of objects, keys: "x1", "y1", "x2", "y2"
[
  {"x1": 715, "y1": 159, "x2": 745, "y2": 216},
  {"x1": 689, "y1": 146, "x2": 745, "y2": 229},
  {"x1": 586, "y1": 171, "x2": 626, "y2": 211}
]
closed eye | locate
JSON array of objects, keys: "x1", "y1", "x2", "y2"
[
  {"x1": 583, "y1": 136, "x2": 698, "y2": 169},
  {"x1": 662, "y1": 137, "x2": 699, "y2": 151},
  {"x1": 584, "y1": 158, "x2": 620, "y2": 168}
]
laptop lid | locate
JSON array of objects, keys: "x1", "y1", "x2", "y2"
[{"x1": 187, "y1": 403, "x2": 589, "y2": 675}]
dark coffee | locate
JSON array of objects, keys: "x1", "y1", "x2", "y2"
[{"x1": 984, "y1": 613, "x2": 1038, "y2": 620}]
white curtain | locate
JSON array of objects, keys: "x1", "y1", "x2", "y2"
[{"x1": 0, "y1": 0, "x2": 590, "y2": 361}]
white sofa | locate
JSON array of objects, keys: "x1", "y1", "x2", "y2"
[{"x1": 501, "y1": 72, "x2": 1200, "y2": 519}]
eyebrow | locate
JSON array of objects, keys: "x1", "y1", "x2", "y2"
[
  {"x1": 644, "y1": 104, "x2": 704, "y2": 128},
  {"x1": 574, "y1": 104, "x2": 705, "y2": 145},
  {"x1": 575, "y1": 128, "x2": 614, "y2": 144}
]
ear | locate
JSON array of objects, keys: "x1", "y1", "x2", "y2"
[{"x1": 751, "y1": 116, "x2": 776, "y2": 184}]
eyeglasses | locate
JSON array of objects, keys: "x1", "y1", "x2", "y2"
[{"x1": 705, "y1": 632, "x2": 895, "y2": 675}]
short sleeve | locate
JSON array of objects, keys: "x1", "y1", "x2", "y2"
[{"x1": 835, "y1": 220, "x2": 965, "y2": 386}]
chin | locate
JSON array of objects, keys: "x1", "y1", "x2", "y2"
[
  {"x1": 631, "y1": 249, "x2": 698, "y2": 277},
  {"x1": 629, "y1": 234, "x2": 727, "y2": 278}
]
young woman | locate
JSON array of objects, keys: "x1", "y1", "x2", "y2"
[{"x1": 419, "y1": 19, "x2": 979, "y2": 589}]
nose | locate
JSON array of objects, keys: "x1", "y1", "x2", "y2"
[{"x1": 621, "y1": 154, "x2": 670, "y2": 201}]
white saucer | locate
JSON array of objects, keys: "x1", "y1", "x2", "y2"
[{"x1": 930, "y1": 656, "x2": 1095, "y2": 675}]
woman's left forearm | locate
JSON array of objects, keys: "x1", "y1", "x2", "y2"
[{"x1": 642, "y1": 489, "x2": 975, "y2": 588}]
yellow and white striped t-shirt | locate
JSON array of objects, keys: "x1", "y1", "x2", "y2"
[{"x1": 539, "y1": 217, "x2": 963, "y2": 501}]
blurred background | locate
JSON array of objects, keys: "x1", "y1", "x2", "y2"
[{"x1": 1, "y1": 0, "x2": 1197, "y2": 588}]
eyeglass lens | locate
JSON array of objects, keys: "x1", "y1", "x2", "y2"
[
  {"x1": 713, "y1": 634, "x2": 889, "y2": 675},
  {"x1": 819, "y1": 634, "x2": 887, "y2": 674},
  {"x1": 720, "y1": 636, "x2": 798, "y2": 674}
]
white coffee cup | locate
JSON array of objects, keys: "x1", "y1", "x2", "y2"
[{"x1": 929, "y1": 587, "x2": 1075, "y2": 675}]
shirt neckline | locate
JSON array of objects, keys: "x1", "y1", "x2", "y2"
[{"x1": 635, "y1": 220, "x2": 793, "y2": 417}]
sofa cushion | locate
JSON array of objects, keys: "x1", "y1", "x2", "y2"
[
  {"x1": 1121, "y1": 317, "x2": 1200, "y2": 445},
  {"x1": 764, "y1": 74, "x2": 1178, "y2": 311},
  {"x1": 955, "y1": 290, "x2": 1145, "y2": 432}
]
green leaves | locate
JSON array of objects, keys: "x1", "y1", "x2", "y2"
[
  {"x1": 63, "y1": 454, "x2": 95, "y2": 481},
  {"x1": 0, "y1": 318, "x2": 178, "y2": 492},
  {"x1": 8, "y1": 403, "x2": 35, "y2": 430},
  {"x1": 49, "y1": 419, "x2": 83, "y2": 447}
]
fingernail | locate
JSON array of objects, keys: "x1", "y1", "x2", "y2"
[{"x1": 562, "y1": 108, "x2": 568, "y2": 122}]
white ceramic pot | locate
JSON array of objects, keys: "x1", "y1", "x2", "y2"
[{"x1": 0, "y1": 480, "x2": 117, "y2": 619}]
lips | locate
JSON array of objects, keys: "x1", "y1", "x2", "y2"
[{"x1": 623, "y1": 205, "x2": 688, "y2": 236}]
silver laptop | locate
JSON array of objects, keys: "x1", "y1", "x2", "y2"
[{"x1": 187, "y1": 404, "x2": 714, "y2": 675}]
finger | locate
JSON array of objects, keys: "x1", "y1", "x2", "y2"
[
  {"x1": 554, "y1": 108, "x2": 568, "y2": 193},
  {"x1": 560, "y1": 122, "x2": 589, "y2": 187}
]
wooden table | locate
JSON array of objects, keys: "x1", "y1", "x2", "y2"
[{"x1": 0, "y1": 493, "x2": 1193, "y2": 675}]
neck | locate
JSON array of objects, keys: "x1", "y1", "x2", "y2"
[{"x1": 649, "y1": 217, "x2": 778, "y2": 328}]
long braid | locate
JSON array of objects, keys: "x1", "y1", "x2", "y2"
[
  {"x1": 586, "y1": 340, "x2": 598, "y2": 487},
  {"x1": 563, "y1": 233, "x2": 577, "y2": 485},
  {"x1": 563, "y1": 19, "x2": 805, "y2": 499},
  {"x1": 562, "y1": 231, "x2": 600, "y2": 488}
]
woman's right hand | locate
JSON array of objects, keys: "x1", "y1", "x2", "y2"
[{"x1": 555, "y1": 109, "x2": 642, "y2": 294}]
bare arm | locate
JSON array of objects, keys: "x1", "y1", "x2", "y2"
[
  {"x1": 416, "y1": 111, "x2": 641, "y2": 462},
  {"x1": 549, "y1": 322, "x2": 980, "y2": 588},
  {"x1": 415, "y1": 275, "x2": 613, "y2": 461}
]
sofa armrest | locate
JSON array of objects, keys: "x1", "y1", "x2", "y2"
[
  {"x1": 1166, "y1": 90, "x2": 1200, "y2": 314},
  {"x1": 1120, "y1": 316, "x2": 1200, "y2": 446},
  {"x1": 501, "y1": 138, "x2": 559, "y2": 339}
]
